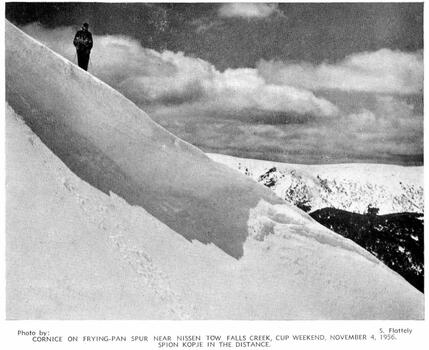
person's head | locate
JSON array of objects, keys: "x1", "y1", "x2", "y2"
[{"x1": 82, "y1": 23, "x2": 89, "y2": 31}]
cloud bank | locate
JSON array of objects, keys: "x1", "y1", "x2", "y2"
[
  {"x1": 19, "y1": 23, "x2": 423, "y2": 165},
  {"x1": 22, "y1": 23, "x2": 338, "y2": 119},
  {"x1": 258, "y1": 49, "x2": 423, "y2": 95}
]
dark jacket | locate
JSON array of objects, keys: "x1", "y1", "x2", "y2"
[{"x1": 73, "y1": 29, "x2": 93, "y2": 53}]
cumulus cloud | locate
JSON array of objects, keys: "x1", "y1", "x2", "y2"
[
  {"x1": 344, "y1": 97, "x2": 421, "y2": 132},
  {"x1": 258, "y1": 49, "x2": 423, "y2": 94},
  {"x1": 218, "y1": 3, "x2": 283, "y2": 19},
  {"x1": 21, "y1": 23, "x2": 338, "y2": 119}
]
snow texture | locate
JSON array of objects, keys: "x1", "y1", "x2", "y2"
[
  {"x1": 208, "y1": 153, "x2": 423, "y2": 215},
  {"x1": 5, "y1": 21, "x2": 424, "y2": 319}
]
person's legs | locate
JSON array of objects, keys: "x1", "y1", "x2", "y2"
[{"x1": 77, "y1": 51, "x2": 90, "y2": 71}]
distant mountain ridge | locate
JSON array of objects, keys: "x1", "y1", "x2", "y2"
[{"x1": 208, "y1": 153, "x2": 423, "y2": 215}]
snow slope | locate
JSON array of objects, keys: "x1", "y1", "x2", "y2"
[
  {"x1": 6, "y1": 20, "x2": 285, "y2": 259},
  {"x1": 208, "y1": 154, "x2": 424, "y2": 215},
  {"x1": 5, "y1": 21, "x2": 424, "y2": 319}
]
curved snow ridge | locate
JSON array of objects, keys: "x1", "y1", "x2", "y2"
[
  {"x1": 6, "y1": 20, "x2": 288, "y2": 259},
  {"x1": 248, "y1": 200, "x2": 380, "y2": 264},
  {"x1": 8, "y1": 20, "x2": 391, "y2": 264}
]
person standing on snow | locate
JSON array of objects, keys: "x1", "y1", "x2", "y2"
[{"x1": 73, "y1": 23, "x2": 93, "y2": 71}]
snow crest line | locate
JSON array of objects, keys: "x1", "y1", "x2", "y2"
[
  {"x1": 5, "y1": 20, "x2": 288, "y2": 258},
  {"x1": 248, "y1": 200, "x2": 380, "y2": 264}
]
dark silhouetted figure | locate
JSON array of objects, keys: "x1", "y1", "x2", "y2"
[{"x1": 73, "y1": 23, "x2": 93, "y2": 71}]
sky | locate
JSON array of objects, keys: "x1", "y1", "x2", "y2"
[{"x1": 6, "y1": 2, "x2": 424, "y2": 165}]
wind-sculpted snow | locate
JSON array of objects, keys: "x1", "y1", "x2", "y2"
[
  {"x1": 5, "y1": 21, "x2": 424, "y2": 319},
  {"x1": 6, "y1": 21, "x2": 285, "y2": 258},
  {"x1": 248, "y1": 200, "x2": 379, "y2": 264}
]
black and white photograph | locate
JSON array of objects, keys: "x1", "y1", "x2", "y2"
[{"x1": 3, "y1": 0, "x2": 425, "y2": 327}]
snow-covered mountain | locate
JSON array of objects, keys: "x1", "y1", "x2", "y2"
[
  {"x1": 208, "y1": 154, "x2": 423, "y2": 215},
  {"x1": 5, "y1": 21, "x2": 424, "y2": 319}
]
